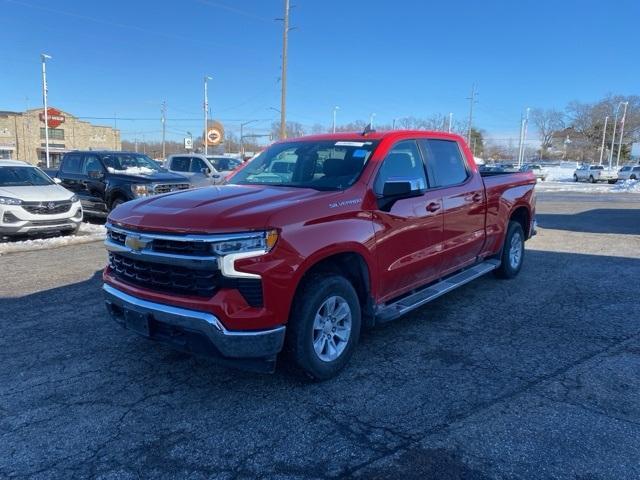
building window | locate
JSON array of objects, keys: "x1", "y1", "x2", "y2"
[{"x1": 40, "y1": 128, "x2": 65, "y2": 140}]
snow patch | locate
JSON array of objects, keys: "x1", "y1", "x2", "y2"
[{"x1": 0, "y1": 222, "x2": 106, "y2": 255}]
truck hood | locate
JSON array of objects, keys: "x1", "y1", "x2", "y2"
[
  {"x1": 0, "y1": 184, "x2": 75, "y2": 202},
  {"x1": 109, "y1": 184, "x2": 328, "y2": 233}
]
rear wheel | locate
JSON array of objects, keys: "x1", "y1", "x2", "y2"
[
  {"x1": 631, "y1": 175, "x2": 637, "y2": 180},
  {"x1": 495, "y1": 221, "x2": 525, "y2": 279},
  {"x1": 573, "y1": 174, "x2": 578, "y2": 182},
  {"x1": 287, "y1": 274, "x2": 361, "y2": 381},
  {"x1": 589, "y1": 175, "x2": 596, "y2": 183}
]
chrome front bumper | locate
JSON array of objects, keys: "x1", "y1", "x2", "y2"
[{"x1": 103, "y1": 284, "x2": 285, "y2": 363}]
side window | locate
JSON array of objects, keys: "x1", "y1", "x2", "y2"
[
  {"x1": 374, "y1": 140, "x2": 427, "y2": 195},
  {"x1": 82, "y1": 154, "x2": 103, "y2": 174},
  {"x1": 170, "y1": 156, "x2": 190, "y2": 172},
  {"x1": 420, "y1": 139, "x2": 469, "y2": 187},
  {"x1": 61, "y1": 154, "x2": 82, "y2": 174},
  {"x1": 190, "y1": 158, "x2": 208, "y2": 173}
]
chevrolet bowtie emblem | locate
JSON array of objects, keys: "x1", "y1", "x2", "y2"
[{"x1": 124, "y1": 234, "x2": 149, "y2": 252}]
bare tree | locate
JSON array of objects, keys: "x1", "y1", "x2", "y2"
[{"x1": 531, "y1": 109, "x2": 565, "y2": 152}]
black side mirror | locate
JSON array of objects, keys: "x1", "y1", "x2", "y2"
[
  {"x1": 382, "y1": 178, "x2": 423, "y2": 197},
  {"x1": 88, "y1": 170, "x2": 104, "y2": 180},
  {"x1": 201, "y1": 167, "x2": 211, "y2": 175}
]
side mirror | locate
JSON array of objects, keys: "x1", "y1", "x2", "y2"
[
  {"x1": 201, "y1": 167, "x2": 212, "y2": 176},
  {"x1": 53, "y1": 177, "x2": 62, "y2": 184},
  {"x1": 382, "y1": 178, "x2": 423, "y2": 198},
  {"x1": 88, "y1": 170, "x2": 104, "y2": 180}
]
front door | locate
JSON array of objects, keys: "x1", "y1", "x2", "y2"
[
  {"x1": 372, "y1": 140, "x2": 444, "y2": 303},
  {"x1": 419, "y1": 139, "x2": 485, "y2": 276}
]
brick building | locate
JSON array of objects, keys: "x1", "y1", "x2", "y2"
[{"x1": 0, "y1": 107, "x2": 120, "y2": 166}]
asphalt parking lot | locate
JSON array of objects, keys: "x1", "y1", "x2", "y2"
[{"x1": 1, "y1": 191, "x2": 639, "y2": 480}]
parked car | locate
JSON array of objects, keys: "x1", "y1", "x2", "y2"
[
  {"x1": 164, "y1": 154, "x2": 241, "y2": 187},
  {"x1": 520, "y1": 163, "x2": 548, "y2": 181},
  {"x1": 0, "y1": 160, "x2": 82, "y2": 238},
  {"x1": 45, "y1": 151, "x2": 191, "y2": 217},
  {"x1": 573, "y1": 164, "x2": 618, "y2": 183},
  {"x1": 103, "y1": 131, "x2": 536, "y2": 380},
  {"x1": 617, "y1": 165, "x2": 640, "y2": 181}
]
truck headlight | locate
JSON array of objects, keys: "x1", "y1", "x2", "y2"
[
  {"x1": 70, "y1": 195, "x2": 79, "y2": 203},
  {"x1": 131, "y1": 184, "x2": 150, "y2": 197},
  {"x1": 212, "y1": 230, "x2": 278, "y2": 256},
  {"x1": 0, "y1": 196, "x2": 22, "y2": 205}
]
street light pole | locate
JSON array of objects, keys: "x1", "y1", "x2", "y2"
[
  {"x1": 204, "y1": 75, "x2": 212, "y2": 155},
  {"x1": 332, "y1": 106, "x2": 339, "y2": 133},
  {"x1": 615, "y1": 101, "x2": 629, "y2": 168},
  {"x1": 521, "y1": 107, "x2": 530, "y2": 167},
  {"x1": 161, "y1": 101, "x2": 166, "y2": 159},
  {"x1": 41, "y1": 53, "x2": 52, "y2": 168},
  {"x1": 598, "y1": 115, "x2": 609, "y2": 165},
  {"x1": 608, "y1": 103, "x2": 622, "y2": 170},
  {"x1": 369, "y1": 113, "x2": 376, "y2": 129},
  {"x1": 448, "y1": 112, "x2": 453, "y2": 133},
  {"x1": 279, "y1": 0, "x2": 290, "y2": 140},
  {"x1": 240, "y1": 120, "x2": 258, "y2": 159}
]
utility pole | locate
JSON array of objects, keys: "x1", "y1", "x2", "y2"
[
  {"x1": 278, "y1": 0, "x2": 290, "y2": 140},
  {"x1": 615, "y1": 101, "x2": 629, "y2": 168},
  {"x1": 598, "y1": 115, "x2": 609, "y2": 165},
  {"x1": 392, "y1": 118, "x2": 397, "y2": 130},
  {"x1": 41, "y1": 53, "x2": 52, "y2": 168},
  {"x1": 161, "y1": 101, "x2": 166, "y2": 159},
  {"x1": 521, "y1": 107, "x2": 530, "y2": 167},
  {"x1": 466, "y1": 84, "x2": 477, "y2": 145},
  {"x1": 517, "y1": 108, "x2": 530, "y2": 167},
  {"x1": 608, "y1": 103, "x2": 622, "y2": 170},
  {"x1": 332, "y1": 106, "x2": 339, "y2": 133},
  {"x1": 448, "y1": 112, "x2": 453, "y2": 133},
  {"x1": 204, "y1": 75, "x2": 212, "y2": 155}
]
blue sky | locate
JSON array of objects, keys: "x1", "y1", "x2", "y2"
[{"x1": 1, "y1": 0, "x2": 638, "y2": 143}]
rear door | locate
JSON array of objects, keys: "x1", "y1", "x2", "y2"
[
  {"x1": 419, "y1": 139, "x2": 485, "y2": 277},
  {"x1": 189, "y1": 156, "x2": 216, "y2": 186},
  {"x1": 372, "y1": 140, "x2": 444, "y2": 302}
]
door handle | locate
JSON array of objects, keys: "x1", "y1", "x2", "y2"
[
  {"x1": 426, "y1": 202, "x2": 441, "y2": 213},
  {"x1": 471, "y1": 193, "x2": 482, "y2": 202}
]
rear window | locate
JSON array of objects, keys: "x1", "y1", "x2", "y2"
[
  {"x1": 419, "y1": 139, "x2": 469, "y2": 187},
  {"x1": 591, "y1": 166, "x2": 604, "y2": 170},
  {"x1": 633, "y1": 167, "x2": 640, "y2": 172}
]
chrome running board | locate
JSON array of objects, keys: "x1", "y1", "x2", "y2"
[{"x1": 375, "y1": 259, "x2": 500, "y2": 323}]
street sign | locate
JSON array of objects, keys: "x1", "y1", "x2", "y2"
[
  {"x1": 184, "y1": 137, "x2": 193, "y2": 150},
  {"x1": 204, "y1": 120, "x2": 224, "y2": 147}
]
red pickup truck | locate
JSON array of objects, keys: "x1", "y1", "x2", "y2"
[{"x1": 103, "y1": 130, "x2": 536, "y2": 379}]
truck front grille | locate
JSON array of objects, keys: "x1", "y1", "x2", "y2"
[
  {"x1": 108, "y1": 252, "x2": 219, "y2": 298},
  {"x1": 153, "y1": 183, "x2": 190, "y2": 195},
  {"x1": 107, "y1": 252, "x2": 263, "y2": 306},
  {"x1": 22, "y1": 201, "x2": 72, "y2": 215}
]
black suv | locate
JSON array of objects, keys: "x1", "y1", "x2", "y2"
[{"x1": 46, "y1": 151, "x2": 191, "y2": 217}]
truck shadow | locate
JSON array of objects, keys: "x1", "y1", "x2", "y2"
[{"x1": 537, "y1": 208, "x2": 640, "y2": 235}]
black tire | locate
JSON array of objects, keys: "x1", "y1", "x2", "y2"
[
  {"x1": 589, "y1": 175, "x2": 596, "y2": 183},
  {"x1": 608, "y1": 180, "x2": 617, "y2": 184},
  {"x1": 631, "y1": 175, "x2": 637, "y2": 180},
  {"x1": 286, "y1": 274, "x2": 361, "y2": 381},
  {"x1": 494, "y1": 221, "x2": 525, "y2": 279},
  {"x1": 573, "y1": 174, "x2": 578, "y2": 182}
]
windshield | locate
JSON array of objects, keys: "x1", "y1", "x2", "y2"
[
  {"x1": 228, "y1": 140, "x2": 378, "y2": 190},
  {"x1": 102, "y1": 153, "x2": 160, "y2": 174},
  {"x1": 207, "y1": 156, "x2": 241, "y2": 171},
  {"x1": 0, "y1": 166, "x2": 54, "y2": 187}
]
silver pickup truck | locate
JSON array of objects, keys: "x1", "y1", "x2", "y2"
[
  {"x1": 165, "y1": 154, "x2": 242, "y2": 187},
  {"x1": 573, "y1": 164, "x2": 618, "y2": 184}
]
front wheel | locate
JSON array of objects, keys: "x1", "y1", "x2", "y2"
[
  {"x1": 286, "y1": 274, "x2": 361, "y2": 381},
  {"x1": 495, "y1": 221, "x2": 525, "y2": 279}
]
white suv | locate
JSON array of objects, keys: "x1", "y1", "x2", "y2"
[
  {"x1": 618, "y1": 165, "x2": 640, "y2": 181},
  {"x1": 0, "y1": 160, "x2": 83, "y2": 238}
]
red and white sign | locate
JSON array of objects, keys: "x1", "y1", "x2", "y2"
[{"x1": 39, "y1": 108, "x2": 66, "y2": 128}]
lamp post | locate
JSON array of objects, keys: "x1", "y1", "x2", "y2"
[
  {"x1": 615, "y1": 101, "x2": 629, "y2": 168},
  {"x1": 598, "y1": 116, "x2": 609, "y2": 165},
  {"x1": 608, "y1": 102, "x2": 623, "y2": 169},
  {"x1": 332, "y1": 106, "x2": 340, "y2": 133},
  {"x1": 448, "y1": 112, "x2": 453, "y2": 133},
  {"x1": 41, "y1": 53, "x2": 52, "y2": 168},
  {"x1": 204, "y1": 75, "x2": 212, "y2": 155},
  {"x1": 369, "y1": 113, "x2": 376, "y2": 129}
]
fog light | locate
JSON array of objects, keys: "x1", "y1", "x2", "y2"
[{"x1": 2, "y1": 212, "x2": 20, "y2": 223}]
